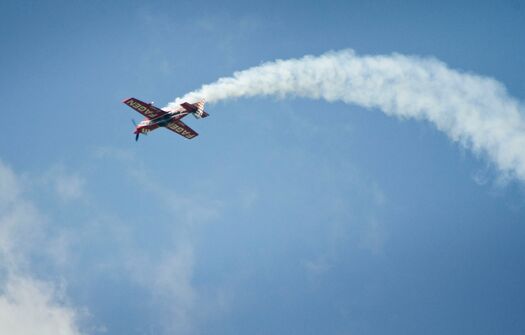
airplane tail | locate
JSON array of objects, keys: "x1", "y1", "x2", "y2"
[{"x1": 192, "y1": 99, "x2": 209, "y2": 119}]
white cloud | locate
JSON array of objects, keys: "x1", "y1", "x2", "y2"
[
  {"x1": 0, "y1": 276, "x2": 83, "y2": 335},
  {"x1": 0, "y1": 160, "x2": 85, "y2": 335}
]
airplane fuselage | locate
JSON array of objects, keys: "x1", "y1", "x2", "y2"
[
  {"x1": 124, "y1": 97, "x2": 208, "y2": 140},
  {"x1": 134, "y1": 108, "x2": 190, "y2": 134}
]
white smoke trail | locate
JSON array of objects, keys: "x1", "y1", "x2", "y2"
[{"x1": 167, "y1": 49, "x2": 525, "y2": 182}]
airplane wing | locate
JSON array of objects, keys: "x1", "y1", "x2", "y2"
[
  {"x1": 165, "y1": 120, "x2": 199, "y2": 139},
  {"x1": 123, "y1": 98, "x2": 167, "y2": 119}
]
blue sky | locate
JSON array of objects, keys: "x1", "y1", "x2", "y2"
[{"x1": 1, "y1": 0, "x2": 525, "y2": 334}]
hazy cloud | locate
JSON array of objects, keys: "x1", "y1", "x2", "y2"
[
  {"x1": 359, "y1": 217, "x2": 387, "y2": 255},
  {"x1": 0, "y1": 276, "x2": 84, "y2": 335},
  {"x1": 126, "y1": 243, "x2": 196, "y2": 335},
  {"x1": 0, "y1": 160, "x2": 85, "y2": 335},
  {"x1": 41, "y1": 166, "x2": 86, "y2": 202}
]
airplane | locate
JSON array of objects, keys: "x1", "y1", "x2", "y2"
[{"x1": 123, "y1": 97, "x2": 209, "y2": 141}]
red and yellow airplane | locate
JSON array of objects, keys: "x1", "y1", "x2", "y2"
[{"x1": 123, "y1": 97, "x2": 209, "y2": 141}]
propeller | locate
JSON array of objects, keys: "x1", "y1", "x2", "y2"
[
  {"x1": 131, "y1": 119, "x2": 148, "y2": 141},
  {"x1": 132, "y1": 119, "x2": 140, "y2": 141}
]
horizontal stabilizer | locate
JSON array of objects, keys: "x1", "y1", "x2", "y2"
[{"x1": 181, "y1": 99, "x2": 209, "y2": 119}]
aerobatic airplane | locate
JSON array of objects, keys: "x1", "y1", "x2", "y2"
[{"x1": 123, "y1": 97, "x2": 209, "y2": 141}]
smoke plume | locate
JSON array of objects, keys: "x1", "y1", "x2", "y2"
[{"x1": 167, "y1": 49, "x2": 525, "y2": 182}]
